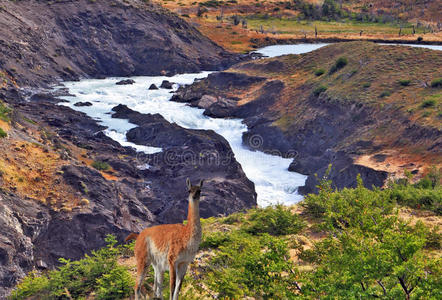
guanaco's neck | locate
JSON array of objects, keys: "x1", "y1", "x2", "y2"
[{"x1": 186, "y1": 196, "x2": 201, "y2": 237}]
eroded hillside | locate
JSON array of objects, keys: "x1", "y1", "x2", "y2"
[{"x1": 0, "y1": 0, "x2": 241, "y2": 88}]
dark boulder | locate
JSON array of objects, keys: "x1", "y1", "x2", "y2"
[
  {"x1": 149, "y1": 84, "x2": 159, "y2": 90},
  {"x1": 203, "y1": 98, "x2": 238, "y2": 118},
  {"x1": 116, "y1": 79, "x2": 135, "y2": 85},
  {"x1": 160, "y1": 80, "x2": 174, "y2": 89},
  {"x1": 74, "y1": 101, "x2": 93, "y2": 107}
]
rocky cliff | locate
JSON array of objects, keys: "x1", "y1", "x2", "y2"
[{"x1": 0, "y1": 0, "x2": 242, "y2": 88}]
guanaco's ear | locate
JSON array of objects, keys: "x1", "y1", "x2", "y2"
[
  {"x1": 199, "y1": 179, "x2": 204, "y2": 188},
  {"x1": 186, "y1": 178, "x2": 191, "y2": 191}
]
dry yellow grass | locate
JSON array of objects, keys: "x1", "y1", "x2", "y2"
[
  {"x1": 0, "y1": 138, "x2": 78, "y2": 208},
  {"x1": 153, "y1": 0, "x2": 442, "y2": 52}
]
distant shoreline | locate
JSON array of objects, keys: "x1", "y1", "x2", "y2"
[{"x1": 251, "y1": 37, "x2": 442, "y2": 48}]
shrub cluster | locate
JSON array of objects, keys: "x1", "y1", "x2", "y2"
[
  {"x1": 314, "y1": 68, "x2": 325, "y2": 76},
  {"x1": 398, "y1": 79, "x2": 411, "y2": 86},
  {"x1": 0, "y1": 127, "x2": 7, "y2": 138},
  {"x1": 329, "y1": 57, "x2": 348, "y2": 74},
  {"x1": 10, "y1": 235, "x2": 134, "y2": 299},
  {"x1": 420, "y1": 99, "x2": 436, "y2": 108},
  {"x1": 91, "y1": 160, "x2": 110, "y2": 171},
  {"x1": 0, "y1": 101, "x2": 11, "y2": 122},
  {"x1": 299, "y1": 172, "x2": 441, "y2": 299},
  {"x1": 313, "y1": 85, "x2": 327, "y2": 96},
  {"x1": 431, "y1": 78, "x2": 442, "y2": 88}
]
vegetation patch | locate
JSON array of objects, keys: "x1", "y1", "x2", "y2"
[
  {"x1": 244, "y1": 204, "x2": 305, "y2": 236},
  {"x1": 398, "y1": 79, "x2": 411, "y2": 86},
  {"x1": 431, "y1": 78, "x2": 442, "y2": 88},
  {"x1": 0, "y1": 127, "x2": 7, "y2": 138},
  {"x1": 314, "y1": 68, "x2": 325, "y2": 76},
  {"x1": 10, "y1": 235, "x2": 134, "y2": 300},
  {"x1": 0, "y1": 101, "x2": 11, "y2": 122},
  {"x1": 420, "y1": 99, "x2": 437, "y2": 108},
  {"x1": 199, "y1": 0, "x2": 224, "y2": 8},
  {"x1": 91, "y1": 160, "x2": 110, "y2": 171},
  {"x1": 379, "y1": 90, "x2": 391, "y2": 98},
  {"x1": 329, "y1": 56, "x2": 348, "y2": 74},
  {"x1": 313, "y1": 85, "x2": 327, "y2": 96}
]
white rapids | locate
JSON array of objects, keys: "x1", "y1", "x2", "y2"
[{"x1": 58, "y1": 72, "x2": 306, "y2": 207}]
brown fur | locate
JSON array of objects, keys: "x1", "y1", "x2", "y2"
[
  {"x1": 128, "y1": 178, "x2": 203, "y2": 300},
  {"x1": 124, "y1": 232, "x2": 139, "y2": 242}
]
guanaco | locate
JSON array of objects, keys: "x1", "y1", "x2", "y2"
[{"x1": 125, "y1": 178, "x2": 203, "y2": 300}]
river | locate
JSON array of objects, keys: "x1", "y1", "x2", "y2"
[{"x1": 57, "y1": 42, "x2": 440, "y2": 207}]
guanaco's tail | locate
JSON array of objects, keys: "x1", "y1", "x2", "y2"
[{"x1": 125, "y1": 233, "x2": 139, "y2": 242}]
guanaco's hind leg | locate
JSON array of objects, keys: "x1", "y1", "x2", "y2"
[
  {"x1": 172, "y1": 262, "x2": 189, "y2": 300},
  {"x1": 169, "y1": 262, "x2": 176, "y2": 300},
  {"x1": 134, "y1": 258, "x2": 149, "y2": 300},
  {"x1": 153, "y1": 265, "x2": 164, "y2": 299}
]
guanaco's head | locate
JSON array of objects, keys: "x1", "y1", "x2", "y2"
[{"x1": 186, "y1": 178, "x2": 203, "y2": 202}]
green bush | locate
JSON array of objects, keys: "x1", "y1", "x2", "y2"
[
  {"x1": 298, "y1": 172, "x2": 441, "y2": 299},
  {"x1": 302, "y1": 174, "x2": 396, "y2": 230},
  {"x1": 9, "y1": 272, "x2": 50, "y2": 299},
  {"x1": 92, "y1": 160, "x2": 110, "y2": 171},
  {"x1": 206, "y1": 233, "x2": 297, "y2": 299},
  {"x1": 313, "y1": 85, "x2": 327, "y2": 96},
  {"x1": 379, "y1": 90, "x2": 391, "y2": 98},
  {"x1": 244, "y1": 204, "x2": 305, "y2": 236},
  {"x1": 314, "y1": 68, "x2": 325, "y2": 76},
  {"x1": 204, "y1": 174, "x2": 441, "y2": 299},
  {"x1": 329, "y1": 57, "x2": 348, "y2": 74},
  {"x1": 425, "y1": 226, "x2": 441, "y2": 250},
  {"x1": 201, "y1": 231, "x2": 232, "y2": 249},
  {"x1": 0, "y1": 128, "x2": 7, "y2": 138},
  {"x1": 300, "y1": 218, "x2": 439, "y2": 300},
  {"x1": 10, "y1": 235, "x2": 134, "y2": 300},
  {"x1": 399, "y1": 79, "x2": 411, "y2": 86},
  {"x1": 431, "y1": 78, "x2": 442, "y2": 88},
  {"x1": 95, "y1": 266, "x2": 134, "y2": 299},
  {"x1": 420, "y1": 99, "x2": 436, "y2": 108},
  {"x1": 390, "y1": 185, "x2": 441, "y2": 214},
  {"x1": 362, "y1": 82, "x2": 371, "y2": 88},
  {"x1": 0, "y1": 101, "x2": 11, "y2": 122},
  {"x1": 388, "y1": 170, "x2": 441, "y2": 214},
  {"x1": 199, "y1": 0, "x2": 223, "y2": 8},
  {"x1": 221, "y1": 212, "x2": 244, "y2": 224}
]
